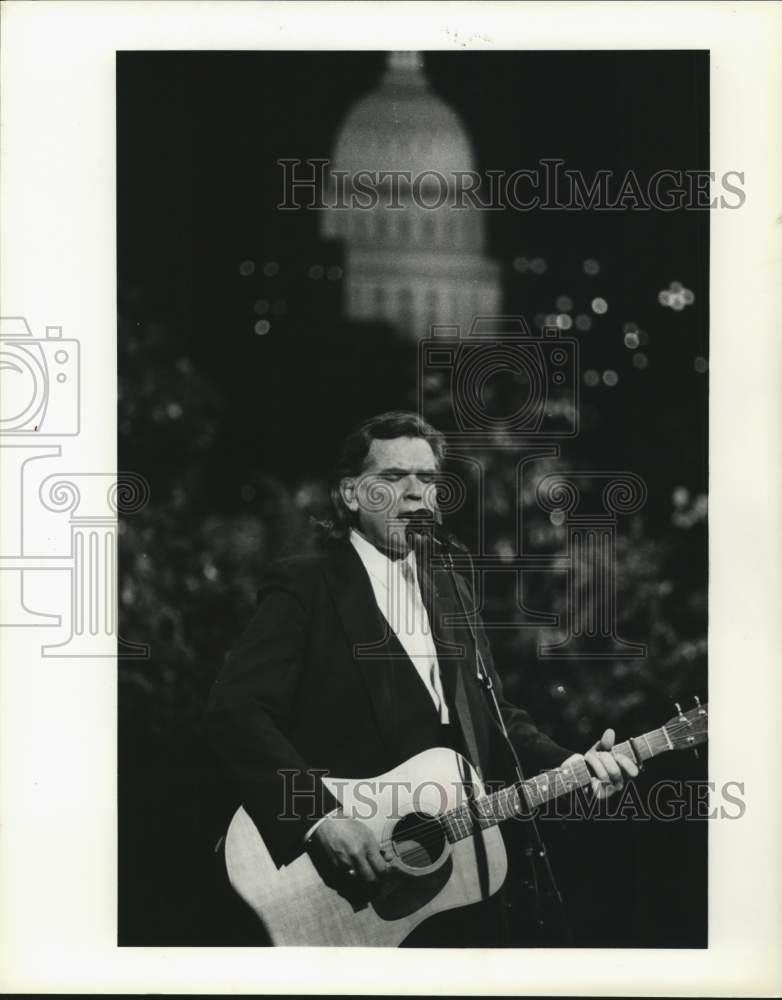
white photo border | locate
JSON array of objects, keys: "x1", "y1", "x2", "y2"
[{"x1": 1, "y1": 1, "x2": 780, "y2": 995}]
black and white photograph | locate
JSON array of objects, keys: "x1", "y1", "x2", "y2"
[
  {"x1": 117, "y1": 46, "x2": 712, "y2": 949},
  {"x1": 1, "y1": 2, "x2": 780, "y2": 995}
]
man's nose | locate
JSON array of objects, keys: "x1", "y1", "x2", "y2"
[{"x1": 402, "y1": 475, "x2": 425, "y2": 499}]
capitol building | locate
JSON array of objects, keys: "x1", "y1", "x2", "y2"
[{"x1": 322, "y1": 51, "x2": 501, "y2": 340}]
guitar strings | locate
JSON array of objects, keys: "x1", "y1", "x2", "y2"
[
  {"x1": 375, "y1": 791, "x2": 515, "y2": 854},
  {"x1": 378, "y1": 771, "x2": 588, "y2": 856},
  {"x1": 365, "y1": 717, "x2": 707, "y2": 860},
  {"x1": 374, "y1": 760, "x2": 586, "y2": 852},
  {"x1": 374, "y1": 764, "x2": 580, "y2": 853}
]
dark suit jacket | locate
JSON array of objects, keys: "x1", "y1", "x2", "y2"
[{"x1": 207, "y1": 538, "x2": 573, "y2": 867}]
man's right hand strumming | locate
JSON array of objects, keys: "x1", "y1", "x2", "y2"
[{"x1": 311, "y1": 814, "x2": 393, "y2": 885}]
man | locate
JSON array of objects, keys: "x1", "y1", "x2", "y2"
[{"x1": 207, "y1": 411, "x2": 637, "y2": 946}]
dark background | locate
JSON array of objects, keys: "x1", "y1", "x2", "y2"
[{"x1": 117, "y1": 50, "x2": 708, "y2": 946}]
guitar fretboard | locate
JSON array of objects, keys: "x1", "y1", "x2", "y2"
[{"x1": 440, "y1": 724, "x2": 675, "y2": 844}]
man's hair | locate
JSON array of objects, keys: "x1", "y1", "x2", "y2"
[{"x1": 326, "y1": 411, "x2": 445, "y2": 538}]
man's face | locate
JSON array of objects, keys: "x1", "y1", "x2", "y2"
[{"x1": 341, "y1": 436, "x2": 440, "y2": 557}]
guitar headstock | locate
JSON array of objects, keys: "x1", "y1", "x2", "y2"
[{"x1": 664, "y1": 697, "x2": 708, "y2": 751}]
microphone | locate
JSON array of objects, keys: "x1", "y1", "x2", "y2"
[{"x1": 399, "y1": 510, "x2": 466, "y2": 552}]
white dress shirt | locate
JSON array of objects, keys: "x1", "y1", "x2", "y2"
[{"x1": 349, "y1": 528, "x2": 450, "y2": 723}]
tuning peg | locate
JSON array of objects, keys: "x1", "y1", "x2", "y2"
[
  {"x1": 694, "y1": 695, "x2": 701, "y2": 707},
  {"x1": 675, "y1": 701, "x2": 685, "y2": 720}
]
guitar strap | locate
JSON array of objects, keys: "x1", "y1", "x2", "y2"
[
  {"x1": 450, "y1": 630, "x2": 495, "y2": 909},
  {"x1": 416, "y1": 538, "x2": 484, "y2": 782},
  {"x1": 452, "y1": 661, "x2": 483, "y2": 784}
]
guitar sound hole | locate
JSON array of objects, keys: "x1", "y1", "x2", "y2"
[{"x1": 391, "y1": 812, "x2": 446, "y2": 870}]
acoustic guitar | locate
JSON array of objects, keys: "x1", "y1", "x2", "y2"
[{"x1": 224, "y1": 701, "x2": 708, "y2": 946}]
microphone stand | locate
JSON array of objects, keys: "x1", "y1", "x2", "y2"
[{"x1": 423, "y1": 528, "x2": 574, "y2": 946}]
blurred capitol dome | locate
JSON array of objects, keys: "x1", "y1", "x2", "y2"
[{"x1": 322, "y1": 51, "x2": 501, "y2": 339}]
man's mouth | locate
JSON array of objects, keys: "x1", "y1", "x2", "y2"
[{"x1": 396, "y1": 510, "x2": 435, "y2": 527}]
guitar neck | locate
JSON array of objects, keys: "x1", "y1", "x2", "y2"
[
  {"x1": 520, "y1": 729, "x2": 672, "y2": 812},
  {"x1": 441, "y1": 723, "x2": 680, "y2": 843}
]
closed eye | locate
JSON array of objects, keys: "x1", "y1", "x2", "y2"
[{"x1": 376, "y1": 471, "x2": 439, "y2": 485}]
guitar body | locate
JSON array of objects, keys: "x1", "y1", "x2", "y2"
[
  {"x1": 223, "y1": 702, "x2": 709, "y2": 946},
  {"x1": 224, "y1": 747, "x2": 508, "y2": 946}
]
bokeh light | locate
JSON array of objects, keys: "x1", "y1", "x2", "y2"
[
  {"x1": 633, "y1": 352, "x2": 649, "y2": 369},
  {"x1": 512, "y1": 256, "x2": 530, "y2": 273},
  {"x1": 239, "y1": 260, "x2": 255, "y2": 277},
  {"x1": 263, "y1": 261, "x2": 279, "y2": 277},
  {"x1": 555, "y1": 295, "x2": 573, "y2": 312},
  {"x1": 583, "y1": 369, "x2": 600, "y2": 387},
  {"x1": 530, "y1": 256, "x2": 547, "y2": 275},
  {"x1": 624, "y1": 331, "x2": 640, "y2": 349},
  {"x1": 575, "y1": 313, "x2": 592, "y2": 331},
  {"x1": 602, "y1": 369, "x2": 619, "y2": 387},
  {"x1": 254, "y1": 319, "x2": 271, "y2": 335},
  {"x1": 308, "y1": 264, "x2": 324, "y2": 279},
  {"x1": 326, "y1": 265, "x2": 343, "y2": 281},
  {"x1": 659, "y1": 280, "x2": 694, "y2": 310},
  {"x1": 253, "y1": 298, "x2": 269, "y2": 315},
  {"x1": 583, "y1": 258, "x2": 601, "y2": 276},
  {"x1": 556, "y1": 314, "x2": 573, "y2": 330},
  {"x1": 494, "y1": 540, "x2": 515, "y2": 561},
  {"x1": 591, "y1": 297, "x2": 608, "y2": 315},
  {"x1": 694, "y1": 356, "x2": 708, "y2": 373}
]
